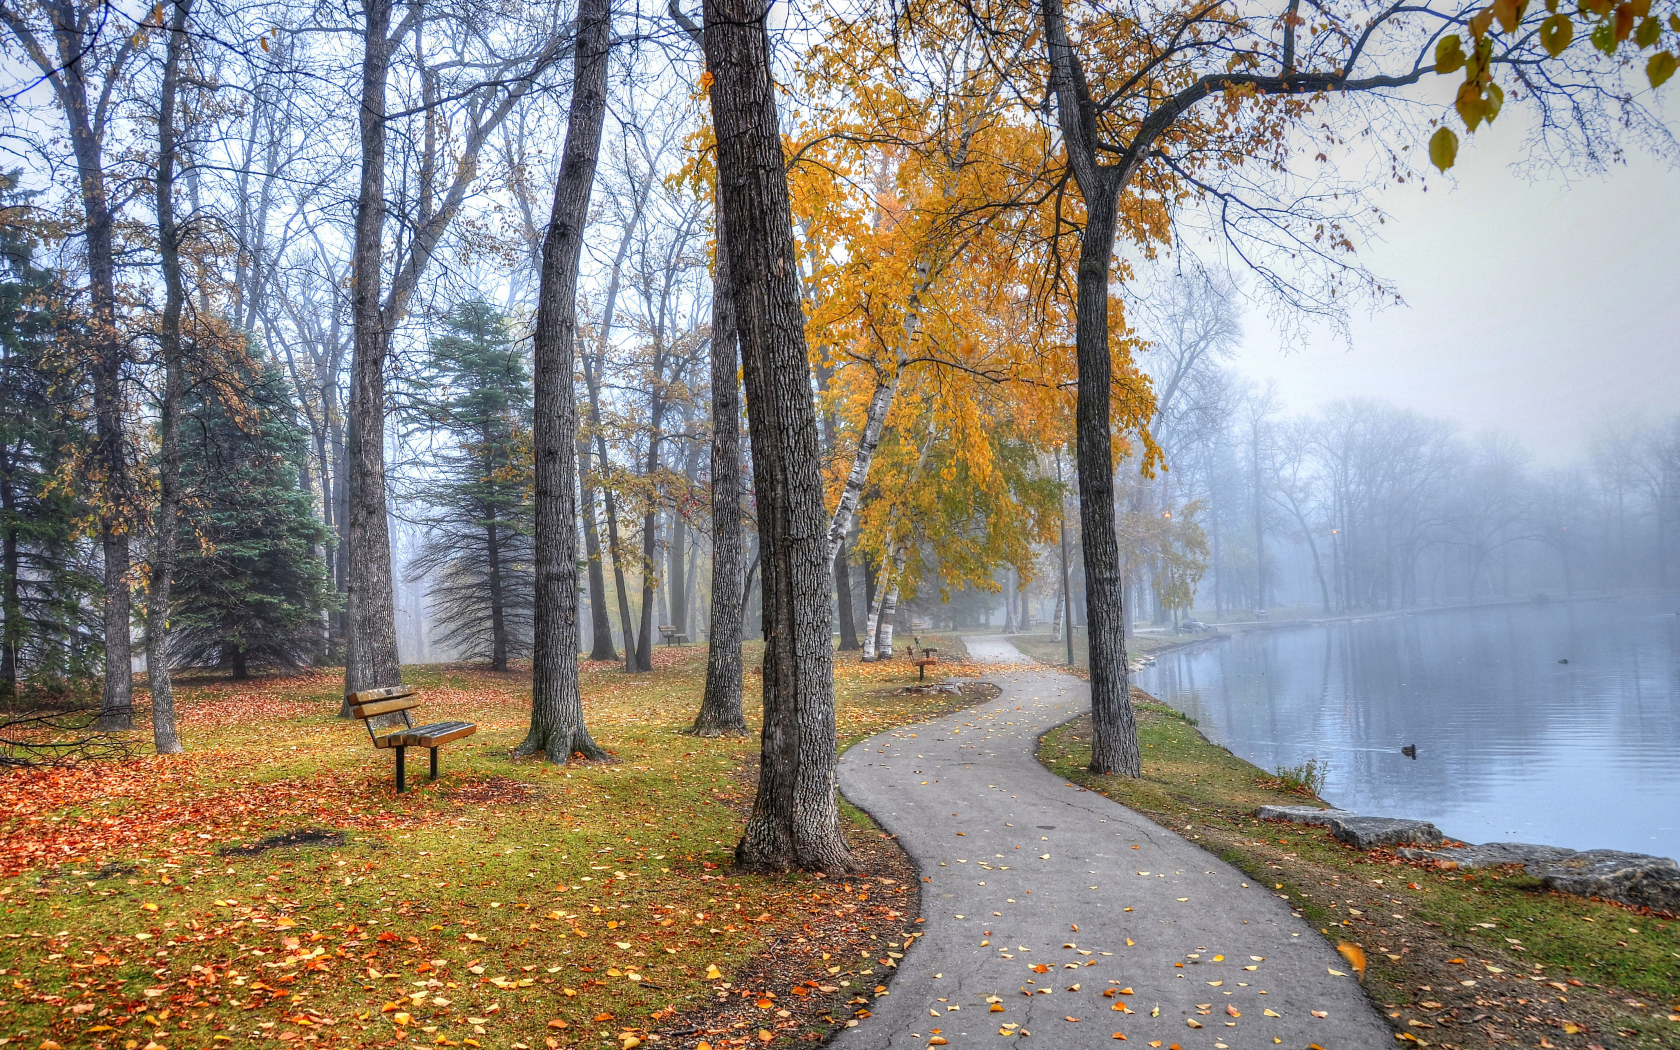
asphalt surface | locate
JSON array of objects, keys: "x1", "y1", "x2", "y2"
[{"x1": 831, "y1": 636, "x2": 1392, "y2": 1050}]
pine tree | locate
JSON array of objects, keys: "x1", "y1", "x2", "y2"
[
  {"x1": 169, "y1": 356, "x2": 334, "y2": 678},
  {"x1": 408, "y1": 300, "x2": 535, "y2": 672},
  {"x1": 0, "y1": 172, "x2": 100, "y2": 697}
]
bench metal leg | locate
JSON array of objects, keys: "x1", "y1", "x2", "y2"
[
  {"x1": 396, "y1": 746, "x2": 406, "y2": 793},
  {"x1": 430, "y1": 747, "x2": 438, "y2": 780}
]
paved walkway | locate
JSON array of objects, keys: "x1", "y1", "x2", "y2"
[{"x1": 833, "y1": 636, "x2": 1391, "y2": 1050}]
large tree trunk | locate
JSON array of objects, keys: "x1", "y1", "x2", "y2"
[
  {"x1": 703, "y1": 0, "x2": 851, "y2": 873},
  {"x1": 343, "y1": 0, "x2": 404, "y2": 710},
  {"x1": 688, "y1": 222, "x2": 745, "y2": 736},
  {"x1": 519, "y1": 0, "x2": 611, "y2": 764},
  {"x1": 1070, "y1": 184, "x2": 1138, "y2": 775},
  {"x1": 1043, "y1": 0, "x2": 1139, "y2": 777},
  {"x1": 144, "y1": 0, "x2": 192, "y2": 755}
]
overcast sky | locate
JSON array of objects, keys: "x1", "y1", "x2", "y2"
[{"x1": 1224, "y1": 104, "x2": 1680, "y2": 466}]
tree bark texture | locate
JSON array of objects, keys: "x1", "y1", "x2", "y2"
[
  {"x1": 520, "y1": 0, "x2": 611, "y2": 763},
  {"x1": 144, "y1": 0, "x2": 191, "y2": 755},
  {"x1": 344, "y1": 0, "x2": 404, "y2": 708},
  {"x1": 688, "y1": 223, "x2": 745, "y2": 736},
  {"x1": 1043, "y1": 0, "x2": 1140, "y2": 776},
  {"x1": 703, "y1": 0, "x2": 851, "y2": 872}
]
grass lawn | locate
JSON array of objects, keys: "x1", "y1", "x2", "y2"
[
  {"x1": 1039, "y1": 693, "x2": 1680, "y2": 1050},
  {"x1": 0, "y1": 638, "x2": 1002, "y2": 1050}
]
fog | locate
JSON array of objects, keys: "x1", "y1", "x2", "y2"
[{"x1": 1231, "y1": 115, "x2": 1680, "y2": 465}]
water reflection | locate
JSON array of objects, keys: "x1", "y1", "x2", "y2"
[{"x1": 1134, "y1": 595, "x2": 1680, "y2": 859}]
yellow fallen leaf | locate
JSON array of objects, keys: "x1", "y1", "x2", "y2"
[
  {"x1": 1263, "y1": 1008, "x2": 1281, "y2": 1017},
  {"x1": 140, "y1": 902, "x2": 159, "y2": 912},
  {"x1": 930, "y1": 1039, "x2": 949, "y2": 1046},
  {"x1": 706, "y1": 964, "x2": 723, "y2": 980},
  {"x1": 1187, "y1": 1019, "x2": 1203, "y2": 1028},
  {"x1": 615, "y1": 941, "x2": 632, "y2": 950},
  {"x1": 991, "y1": 1003, "x2": 1005, "y2": 1013},
  {"x1": 1328, "y1": 968, "x2": 1348, "y2": 977}
]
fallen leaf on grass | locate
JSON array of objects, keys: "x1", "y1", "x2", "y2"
[{"x1": 1336, "y1": 941, "x2": 1367, "y2": 980}]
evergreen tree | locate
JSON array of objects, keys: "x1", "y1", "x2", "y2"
[
  {"x1": 0, "y1": 172, "x2": 101, "y2": 696},
  {"x1": 408, "y1": 300, "x2": 534, "y2": 671},
  {"x1": 170, "y1": 355, "x2": 334, "y2": 678}
]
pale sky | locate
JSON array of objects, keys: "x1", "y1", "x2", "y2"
[{"x1": 1227, "y1": 104, "x2": 1680, "y2": 465}]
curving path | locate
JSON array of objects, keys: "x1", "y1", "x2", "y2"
[{"x1": 833, "y1": 636, "x2": 1391, "y2": 1049}]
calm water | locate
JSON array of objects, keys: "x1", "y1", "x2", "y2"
[{"x1": 1134, "y1": 595, "x2": 1680, "y2": 860}]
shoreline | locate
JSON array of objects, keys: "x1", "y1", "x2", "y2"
[{"x1": 1035, "y1": 694, "x2": 1680, "y2": 1050}]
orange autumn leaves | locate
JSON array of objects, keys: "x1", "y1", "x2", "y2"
[{"x1": 787, "y1": 4, "x2": 1163, "y2": 598}]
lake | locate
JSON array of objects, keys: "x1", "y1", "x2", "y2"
[{"x1": 1134, "y1": 594, "x2": 1680, "y2": 860}]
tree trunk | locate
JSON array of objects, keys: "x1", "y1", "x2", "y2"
[
  {"x1": 2, "y1": 467, "x2": 19, "y2": 693},
  {"x1": 835, "y1": 534, "x2": 859, "y2": 650},
  {"x1": 577, "y1": 435, "x2": 617, "y2": 660},
  {"x1": 485, "y1": 515, "x2": 508, "y2": 672},
  {"x1": 704, "y1": 0, "x2": 851, "y2": 872},
  {"x1": 1043, "y1": 0, "x2": 1138, "y2": 776},
  {"x1": 670, "y1": 502, "x2": 689, "y2": 636},
  {"x1": 1070, "y1": 184, "x2": 1139, "y2": 776},
  {"x1": 520, "y1": 0, "x2": 612, "y2": 764},
  {"x1": 145, "y1": 0, "x2": 192, "y2": 755},
  {"x1": 343, "y1": 0, "x2": 405, "y2": 711},
  {"x1": 688, "y1": 221, "x2": 746, "y2": 736}
]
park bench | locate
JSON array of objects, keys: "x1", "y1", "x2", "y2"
[
  {"x1": 659, "y1": 625, "x2": 689, "y2": 646},
  {"x1": 914, "y1": 646, "x2": 939, "y2": 681},
  {"x1": 348, "y1": 686, "x2": 477, "y2": 792}
]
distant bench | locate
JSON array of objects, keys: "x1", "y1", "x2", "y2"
[
  {"x1": 348, "y1": 686, "x2": 477, "y2": 792},
  {"x1": 914, "y1": 646, "x2": 939, "y2": 681},
  {"x1": 659, "y1": 625, "x2": 689, "y2": 646}
]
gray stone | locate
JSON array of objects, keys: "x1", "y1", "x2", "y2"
[
  {"x1": 1527, "y1": 849, "x2": 1680, "y2": 915},
  {"x1": 1329, "y1": 815, "x2": 1444, "y2": 850},
  {"x1": 1255, "y1": 804, "x2": 1355, "y2": 825},
  {"x1": 1396, "y1": 842, "x2": 1578, "y2": 869}
]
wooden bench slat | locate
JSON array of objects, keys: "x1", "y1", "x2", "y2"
[
  {"x1": 371, "y1": 732, "x2": 407, "y2": 749},
  {"x1": 401, "y1": 722, "x2": 478, "y2": 747},
  {"x1": 347, "y1": 685, "x2": 416, "y2": 705},
  {"x1": 352, "y1": 697, "x2": 421, "y2": 719}
]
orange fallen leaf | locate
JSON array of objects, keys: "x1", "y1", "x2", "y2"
[
  {"x1": 1226, "y1": 1005, "x2": 1240, "y2": 1017},
  {"x1": 1336, "y1": 941, "x2": 1367, "y2": 980},
  {"x1": 1112, "y1": 1035, "x2": 1127, "y2": 1041},
  {"x1": 1311, "y1": 1011, "x2": 1328, "y2": 1018}
]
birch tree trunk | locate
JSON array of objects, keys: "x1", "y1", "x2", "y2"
[
  {"x1": 704, "y1": 0, "x2": 851, "y2": 872},
  {"x1": 144, "y1": 0, "x2": 191, "y2": 755},
  {"x1": 520, "y1": 0, "x2": 611, "y2": 763}
]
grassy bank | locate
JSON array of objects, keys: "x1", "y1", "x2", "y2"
[
  {"x1": 1039, "y1": 695, "x2": 1680, "y2": 1050},
  {"x1": 0, "y1": 642, "x2": 984, "y2": 1050}
]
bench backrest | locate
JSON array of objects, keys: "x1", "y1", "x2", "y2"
[{"x1": 347, "y1": 686, "x2": 417, "y2": 742}]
